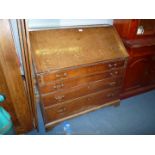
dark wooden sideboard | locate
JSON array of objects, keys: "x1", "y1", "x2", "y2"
[
  {"x1": 29, "y1": 26, "x2": 128, "y2": 130},
  {"x1": 114, "y1": 19, "x2": 155, "y2": 98}
]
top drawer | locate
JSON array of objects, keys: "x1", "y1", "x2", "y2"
[{"x1": 37, "y1": 60, "x2": 125, "y2": 85}]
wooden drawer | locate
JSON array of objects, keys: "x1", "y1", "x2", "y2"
[
  {"x1": 44, "y1": 87, "x2": 120, "y2": 123},
  {"x1": 38, "y1": 67, "x2": 125, "y2": 94},
  {"x1": 37, "y1": 60, "x2": 125, "y2": 85},
  {"x1": 41, "y1": 77, "x2": 123, "y2": 107}
]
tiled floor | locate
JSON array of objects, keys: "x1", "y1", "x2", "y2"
[{"x1": 27, "y1": 90, "x2": 155, "y2": 135}]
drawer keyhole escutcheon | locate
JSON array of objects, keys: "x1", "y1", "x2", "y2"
[
  {"x1": 108, "y1": 64, "x2": 113, "y2": 68},
  {"x1": 107, "y1": 93, "x2": 115, "y2": 98},
  {"x1": 109, "y1": 82, "x2": 116, "y2": 86},
  {"x1": 56, "y1": 72, "x2": 68, "y2": 78},
  {"x1": 110, "y1": 71, "x2": 119, "y2": 76},
  {"x1": 55, "y1": 95, "x2": 65, "y2": 101},
  {"x1": 53, "y1": 83, "x2": 64, "y2": 89},
  {"x1": 57, "y1": 107, "x2": 66, "y2": 114}
]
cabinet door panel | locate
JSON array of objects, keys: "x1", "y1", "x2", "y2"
[
  {"x1": 148, "y1": 55, "x2": 155, "y2": 84},
  {"x1": 123, "y1": 57, "x2": 150, "y2": 91}
]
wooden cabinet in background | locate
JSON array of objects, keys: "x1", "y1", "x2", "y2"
[
  {"x1": 147, "y1": 55, "x2": 155, "y2": 85},
  {"x1": 123, "y1": 55, "x2": 150, "y2": 92},
  {"x1": 114, "y1": 19, "x2": 155, "y2": 98},
  {"x1": 138, "y1": 20, "x2": 155, "y2": 36},
  {"x1": 114, "y1": 19, "x2": 155, "y2": 40}
]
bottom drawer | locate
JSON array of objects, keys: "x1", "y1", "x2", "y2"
[{"x1": 44, "y1": 88, "x2": 120, "y2": 123}]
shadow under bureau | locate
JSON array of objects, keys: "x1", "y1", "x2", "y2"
[{"x1": 29, "y1": 26, "x2": 128, "y2": 130}]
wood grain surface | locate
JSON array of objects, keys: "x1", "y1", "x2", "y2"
[{"x1": 30, "y1": 26, "x2": 128, "y2": 72}]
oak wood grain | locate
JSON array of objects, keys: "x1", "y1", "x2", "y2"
[
  {"x1": 37, "y1": 59, "x2": 125, "y2": 84},
  {"x1": 42, "y1": 77, "x2": 123, "y2": 107},
  {"x1": 44, "y1": 87, "x2": 120, "y2": 123},
  {"x1": 0, "y1": 19, "x2": 33, "y2": 134},
  {"x1": 30, "y1": 26, "x2": 128, "y2": 72},
  {"x1": 29, "y1": 25, "x2": 128, "y2": 129},
  {"x1": 38, "y1": 68, "x2": 125, "y2": 94},
  {"x1": 17, "y1": 19, "x2": 38, "y2": 130}
]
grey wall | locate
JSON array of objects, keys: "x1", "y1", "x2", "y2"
[{"x1": 28, "y1": 19, "x2": 113, "y2": 29}]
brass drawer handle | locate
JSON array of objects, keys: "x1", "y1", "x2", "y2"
[
  {"x1": 108, "y1": 64, "x2": 113, "y2": 68},
  {"x1": 107, "y1": 93, "x2": 115, "y2": 98},
  {"x1": 110, "y1": 71, "x2": 119, "y2": 76},
  {"x1": 87, "y1": 97, "x2": 91, "y2": 101},
  {"x1": 55, "y1": 95, "x2": 65, "y2": 101},
  {"x1": 53, "y1": 83, "x2": 64, "y2": 89},
  {"x1": 109, "y1": 81, "x2": 116, "y2": 86},
  {"x1": 114, "y1": 63, "x2": 117, "y2": 67},
  {"x1": 114, "y1": 71, "x2": 119, "y2": 75},
  {"x1": 108, "y1": 63, "x2": 118, "y2": 68},
  {"x1": 87, "y1": 85, "x2": 91, "y2": 89},
  {"x1": 56, "y1": 72, "x2": 68, "y2": 78},
  {"x1": 64, "y1": 72, "x2": 68, "y2": 77},
  {"x1": 110, "y1": 72, "x2": 113, "y2": 76},
  {"x1": 57, "y1": 107, "x2": 66, "y2": 114}
]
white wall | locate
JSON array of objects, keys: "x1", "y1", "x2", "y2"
[
  {"x1": 28, "y1": 19, "x2": 113, "y2": 29},
  {"x1": 10, "y1": 19, "x2": 24, "y2": 75}
]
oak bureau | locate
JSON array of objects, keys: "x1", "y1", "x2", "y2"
[{"x1": 29, "y1": 26, "x2": 128, "y2": 130}]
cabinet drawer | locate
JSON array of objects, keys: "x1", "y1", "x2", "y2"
[
  {"x1": 37, "y1": 60, "x2": 125, "y2": 85},
  {"x1": 44, "y1": 88, "x2": 120, "y2": 123},
  {"x1": 38, "y1": 68, "x2": 124, "y2": 94},
  {"x1": 42, "y1": 77, "x2": 123, "y2": 107}
]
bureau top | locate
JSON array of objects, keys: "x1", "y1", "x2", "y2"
[{"x1": 29, "y1": 26, "x2": 128, "y2": 73}]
